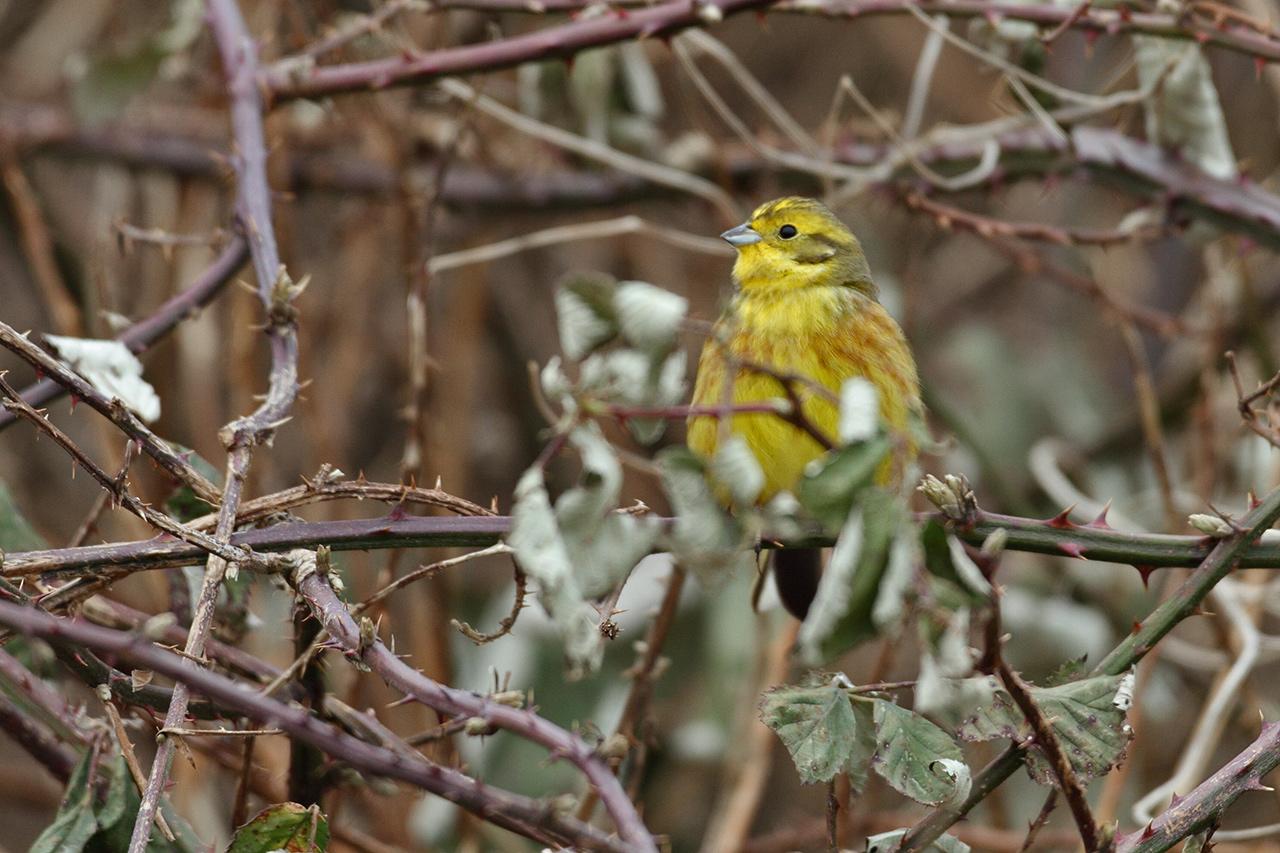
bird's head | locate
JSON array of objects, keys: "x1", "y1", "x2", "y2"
[{"x1": 720, "y1": 197, "x2": 876, "y2": 296}]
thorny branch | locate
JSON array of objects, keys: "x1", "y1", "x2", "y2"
[
  {"x1": 285, "y1": 550, "x2": 658, "y2": 851},
  {"x1": 0, "y1": 599, "x2": 637, "y2": 853},
  {"x1": 130, "y1": 0, "x2": 303, "y2": 848},
  {"x1": 900, "y1": 483, "x2": 1280, "y2": 851}
]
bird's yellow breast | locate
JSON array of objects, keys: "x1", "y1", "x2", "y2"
[{"x1": 688, "y1": 284, "x2": 919, "y2": 500}]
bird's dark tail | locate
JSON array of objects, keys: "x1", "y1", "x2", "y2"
[{"x1": 772, "y1": 548, "x2": 822, "y2": 621}]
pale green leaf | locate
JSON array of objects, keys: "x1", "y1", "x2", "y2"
[
  {"x1": 710, "y1": 435, "x2": 765, "y2": 506},
  {"x1": 31, "y1": 750, "x2": 97, "y2": 853},
  {"x1": 796, "y1": 489, "x2": 905, "y2": 664},
  {"x1": 796, "y1": 437, "x2": 892, "y2": 530},
  {"x1": 0, "y1": 481, "x2": 46, "y2": 551},
  {"x1": 227, "y1": 803, "x2": 329, "y2": 852}
]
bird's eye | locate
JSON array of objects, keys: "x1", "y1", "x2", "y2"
[{"x1": 779, "y1": 224, "x2": 798, "y2": 239}]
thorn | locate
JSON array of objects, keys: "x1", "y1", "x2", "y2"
[
  {"x1": 1057, "y1": 541, "x2": 1086, "y2": 559},
  {"x1": 1249, "y1": 490, "x2": 1261, "y2": 510},
  {"x1": 387, "y1": 504, "x2": 409, "y2": 522},
  {"x1": 1256, "y1": 56, "x2": 1268, "y2": 81},
  {"x1": 1133, "y1": 565, "x2": 1157, "y2": 588},
  {"x1": 1088, "y1": 500, "x2": 1113, "y2": 528},
  {"x1": 1189, "y1": 605, "x2": 1215, "y2": 618},
  {"x1": 1169, "y1": 791, "x2": 1183, "y2": 808},
  {"x1": 1130, "y1": 620, "x2": 1143, "y2": 636},
  {"x1": 1047, "y1": 505, "x2": 1077, "y2": 528},
  {"x1": 1084, "y1": 28, "x2": 1101, "y2": 51},
  {"x1": 1139, "y1": 821, "x2": 1155, "y2": 840},
  {"x1": 69, "y1": 393, "x2": 80, "y2": 413}
]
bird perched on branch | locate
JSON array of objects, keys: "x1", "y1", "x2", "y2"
[{"x1": 687, "y1": 197, "x2": 922, "y2": 620}]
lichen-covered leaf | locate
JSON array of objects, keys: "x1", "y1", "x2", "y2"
[
  {"x1": 658, "y1": 447, "x2": 754, "y2": 585},
  {"x1": 760, "y1": 683, "x2": 873, "y2": 785},
  {"x1": 227, "y1": 803, "x2": 329, "y2": 852},
  {"x1": 838, "y1": 378, "x2": 880, "y2": 444},
  {"x1": 45, "y1": 335, "x2": 161, "y2": 422},
  {"x1": 1023, "y1": 675, "x2": 1132, "y2": 783},
  {"x1": 950, "y1": 673, "x2": 1131, "y2": 783},
  {"x1": 872, "y1": 699, "x2": 969, "y2": 806},
  {"x1": 508, "y1": 467, "x2": 604, "y2": 677},
  {"x1": 709, "y1": 435, "x2": 765, "y2": 507},
  {"x1": 555, "y1": 273, "x2": 619, "y2": 360},
  {"x1": 614, "y1": 280, "x2": 687, "y2": 354}
]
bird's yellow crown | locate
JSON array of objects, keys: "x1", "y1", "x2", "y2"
[{"x1": 726, "y1": 197, "x2": 876, "y2": 297}]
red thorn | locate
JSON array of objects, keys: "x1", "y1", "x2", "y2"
[
  {"x1": 983, "y1": 9, "x2": 1002, "y2": 25},
  {"x1": 1193, "y1": 30, "x2": 1209, "y2": 43},
  {"x1": 1249, "y1": 490, "x2": 1261, "y2": 510},
  {"x1": 1256, "y1": 56, "x2": 1268, "y2": 81},
  {"x1": 1140, "y1": 821, "x2": 1156, "y2": 840},
  {"x1": 1169, "y1": 791, "x2": 1183, "y2": 808},
  {"x1": 1088, "y1": 501, "x2": 1113, "y2": 528},
  {"x1": 1084, "y1": 28, "x2": 1101, "y2": 49},
  {"x1": 69, "y1": 393, "x2": 80, "y2": 413},
  {"x1": 387, "y1": 503, "x2": 409, "y2": 522},
  {"x1": 1133, "y1": 565, "x2": 1157, "y2": 588},
  {"x1": 34, "y1": 367, "x2": 44, "y2": 380},
  {"x1": 563, "y1": 55, "x2": 575, "y2": 72},
  {"x1": 1058, "y1": 541, "x2": 1086, "y2": 559},
  {"x1": 1047, "y1": 505, "x2": 1077, "y2": 528},
  {"x1": 613, "y1": 6, "x2": 629, "y2": 17}
]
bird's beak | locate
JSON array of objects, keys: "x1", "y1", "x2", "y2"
[{"x1": 720, "y1": 223, "x2": 762, "y2": 247}]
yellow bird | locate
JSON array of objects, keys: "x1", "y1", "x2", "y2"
[{"x1": 687, "y1": 197, "x2": 922, "y2": 618}]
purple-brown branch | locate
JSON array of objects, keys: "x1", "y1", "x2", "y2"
[
  {"x1": 0, "y1": 599, "x2": 636, "y2": 853},
  {"x1": 287, "y1": 554, "x2": 658, "y2": 852},
  {"x1": 1115, "y1": 721, "x2": 1280, "y2": 853},
  {"x1": 262, "y1": 0, "x2": 781, "y2": 101},
  {"x1": 259, "y1": 0, "x2": 1280, "y2": 104}
]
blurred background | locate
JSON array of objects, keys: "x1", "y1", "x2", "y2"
[{"x1": 2, "y1": 0, "x2": 1280, "y2": 849}]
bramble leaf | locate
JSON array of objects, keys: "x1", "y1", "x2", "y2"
[
  {"x1": 227, "y1": 803, "x2": 329, "y2": 852},
  {"x1": 872, "y1": 699, "x2": 970, "y2": 807},
  {"x1": 760, "y1": 682, "x2": 874, "y2": 786}
]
